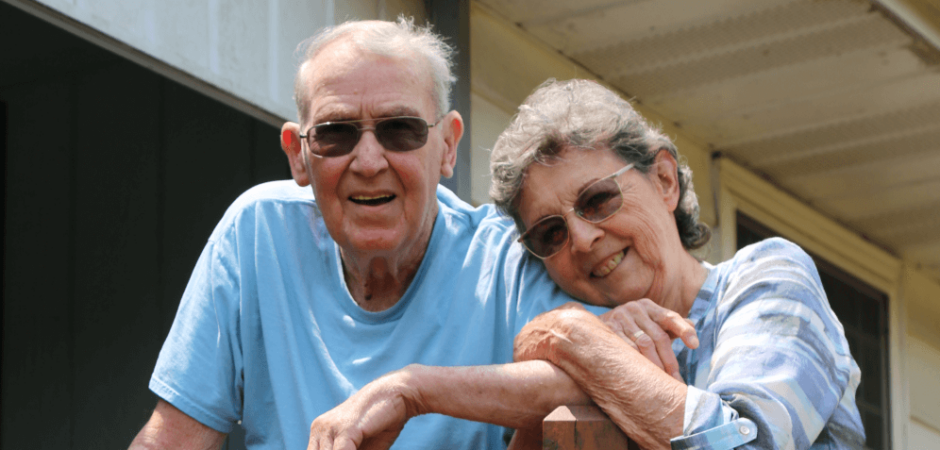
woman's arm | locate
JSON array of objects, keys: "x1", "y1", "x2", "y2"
[
  {"x1": 514, "y1": 306, "x2": 688, "y2": 450},
  {"x1": 522, "y1": 240, "x2": 866, "y2": 450},
  {"x1": 670, "y1": 240, "x2": 864, "y2": 449}
]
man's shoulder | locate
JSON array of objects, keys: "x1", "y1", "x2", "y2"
[
  {"x1": 235, "y1": 180, "x2": 316, "y2": 207},
  {"x1": 435, "y1": 185, "x2": 514, "y2": 235},
  {"x1": 207, "y1": 180, "x2": 319, "y2": 242}
]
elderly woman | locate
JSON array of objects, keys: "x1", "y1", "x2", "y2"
[{"x1": 489, "y1": 79, "x2": 866, "y2": 449}]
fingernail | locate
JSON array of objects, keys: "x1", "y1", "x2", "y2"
[{"x1": 690, "y1": 336, "x2": 700, "y2": 348}]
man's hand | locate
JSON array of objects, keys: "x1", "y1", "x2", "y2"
[
  {"x1": 600, "y1": 299, "x2": 699, "y2": 381},
  {"x1": 307, "y1": 369, "x2": 420, "y2": 450}
]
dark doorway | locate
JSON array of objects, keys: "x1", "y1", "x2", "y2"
[
  {"x1": 0, "y1": 3, "x2": 287, "y2": 449},
  {"x1": 737, "y1": 212, "x2": 891, "y2": 450}
]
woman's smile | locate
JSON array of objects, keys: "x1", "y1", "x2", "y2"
[{"x1": 591, "y1": 248, "x2": 627, "y2": 278}]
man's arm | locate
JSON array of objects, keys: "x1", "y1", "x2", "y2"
[
  {"x1": 129, "y1": 400, "x2": 227, "y2": 450},
  {"x1": 306, "y1": 360, "x2": 591, "y2": 450}
]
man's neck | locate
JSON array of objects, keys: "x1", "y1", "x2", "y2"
[{"x1": 339, "y1": 226, "x2": 435, "y2": 312}]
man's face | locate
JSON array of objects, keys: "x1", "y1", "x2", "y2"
[{"x1": 287, "y1": 42, "x2": 459, "y2": 259}]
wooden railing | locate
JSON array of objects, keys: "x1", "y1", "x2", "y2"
[{"x1": 543, "y1": 405, "x2": 640, "y2": 450}]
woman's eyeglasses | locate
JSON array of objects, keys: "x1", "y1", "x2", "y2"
[
  {"x1": 299, "y1": 116, "x2": 440, "y2": 158},
  {"x1": 519, "y1": 164, "x2": 634, "y2": 259}
]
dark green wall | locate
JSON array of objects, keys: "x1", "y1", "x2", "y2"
[{"x1": 1, "y1": 3, "x2": 287, "y2": 448}]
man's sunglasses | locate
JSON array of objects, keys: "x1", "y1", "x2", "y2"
[
  {"x1": 299, "y1": 116, "x2": 440, "y2": 158},
  {"x1": 519, "y1": 164, "x2": 635, "y2": 259}
]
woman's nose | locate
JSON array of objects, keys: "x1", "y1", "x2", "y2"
[{"x1": 567, "y1": 215, "x2": 603, "y2": 254}]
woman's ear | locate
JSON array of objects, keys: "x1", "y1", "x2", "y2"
[
  {"x1": 281, "y1": 122, "x2": 310, "y2": 186},
  {"x1": 653, "y1": 150, "x2": 680, "y2": 212}
]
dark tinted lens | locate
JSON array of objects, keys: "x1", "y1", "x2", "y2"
[
  {"x1": 313, "y1": 123, "x2": 360, "y2": 157},
  {"x1": 575, "y1": 178, "x2": 622, "y2": 222},
  {"x1": 376, "y1": 117, "x2": 429, "y2": 152},
  {"x1": 523, "y1": 216, "x2": 569, "y2": 258}
]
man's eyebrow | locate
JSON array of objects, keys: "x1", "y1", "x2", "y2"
[
  {"x1": 310, "y1": 109, "x2": 357, "y2": 125},
  {"x1": 377, "y1": 106, "x2": 422, "y2": 118}
]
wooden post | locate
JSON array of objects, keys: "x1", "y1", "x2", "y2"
[{"x1": 543, "y1": 405, "x2": 639, "y2": 450}]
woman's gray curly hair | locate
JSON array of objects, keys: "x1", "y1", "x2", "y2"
[{"x1": 490, "y1": 79, "x2": 710, "y2": 250}]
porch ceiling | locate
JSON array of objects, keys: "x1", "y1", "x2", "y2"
[{"x1": 478, "y1": 0, "x2": 940, "y2": 283}]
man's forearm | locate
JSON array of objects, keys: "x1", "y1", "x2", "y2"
[{"x1": 401, "y1": 360, "x2": 592, "y2": 429}]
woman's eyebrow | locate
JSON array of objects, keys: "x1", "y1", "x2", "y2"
[{"x1": 575, "y1": 177, "x2": 602, "y2": 196}]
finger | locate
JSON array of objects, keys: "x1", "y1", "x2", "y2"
[
  {"x1": 631, "y1": 329, "x2": 665, "y2": 372},
  {"x1": 640, "y1": 299, "x2": 699, "y2": 349},
  {"x1": 632, "y1": 310, "x2": 679, "y2": 379},
  {"x1": 605, "y1": 313, "x2": 641, "y2": 352},
  {"x1": 615, "y1": 308, "x2": 664, "y2": 370}
]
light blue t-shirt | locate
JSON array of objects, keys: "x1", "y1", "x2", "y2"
[{"x1": 150, "y1": 181, "x2": 590, "y2": 450}]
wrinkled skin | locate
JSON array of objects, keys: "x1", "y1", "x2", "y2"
[
  {"x1": 306, "y1": 370, "x2": 415, "y2": 450},
  {"x1": 513, "y1": 304, "x2": 689, "y2": 450}
]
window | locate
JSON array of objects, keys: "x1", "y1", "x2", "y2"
[{"x1": 736, "y1": 212, "x2": 890, "y2": 450}]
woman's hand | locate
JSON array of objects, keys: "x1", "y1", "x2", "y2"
[
  {"x1": 600, "y1": 299, "x2": 699, "y2": 381},
  {"x1": 514, "y1": 302, "x2": 687, "y2": 450},
  {"x1": 307, "y1": 368, "x2": 419, "y2": 450},
  {"x1": 514, "y1": 302, "x2": 602, "y2": 366}
]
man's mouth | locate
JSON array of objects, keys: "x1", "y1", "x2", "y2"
[
  {"x1": 349, "y1": 194, "x2": 396, "y2": 206},
  {"x1": 592, "y1": 248, "x2": 627, "y2": 278}
]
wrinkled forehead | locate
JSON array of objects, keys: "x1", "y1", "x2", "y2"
[{"x1": 299, "y1": 40, "x2": 436, "y2": 122}]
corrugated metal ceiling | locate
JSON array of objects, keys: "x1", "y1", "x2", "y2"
[{"x1": 478, "y1": 0, "x2": 940, "y2": 283}]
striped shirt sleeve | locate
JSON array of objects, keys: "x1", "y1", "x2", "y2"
[{"x1": 672, "y1": 238, "x2": 863, "y2": 450}]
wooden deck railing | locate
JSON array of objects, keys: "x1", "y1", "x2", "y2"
[{"x1": 542, "y1": 405, "x2": 640, "y2": 450}]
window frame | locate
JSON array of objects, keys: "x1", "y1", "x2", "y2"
[{"x1": 716, "y1": 157, "x2": 909, "y2": 450}]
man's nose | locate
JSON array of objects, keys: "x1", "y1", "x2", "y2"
[
  {"x1": 567, "y1": 215, "x2": 603, "y2": 254},
  {"x1": 349, "y1": 130, "x2": 389, "y2": 177}
]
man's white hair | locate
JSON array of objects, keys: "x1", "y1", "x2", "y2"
[{"x1": 293, "y1": 17, "x2": 456, "y2": 124}]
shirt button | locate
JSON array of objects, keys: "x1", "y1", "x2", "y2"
[{"x1": 740, "y1": 426, "x2": 751, "y2": 435}]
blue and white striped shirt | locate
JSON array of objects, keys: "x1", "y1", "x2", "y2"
[{"x1": 670, "y1": 238, "x2": 865, "y2": 449}]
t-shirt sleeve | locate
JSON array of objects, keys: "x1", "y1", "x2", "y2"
[
  {"x1": 149, "y1": 231, "x2": 244, "y2": 433},
  {"x1": 508, "y1": 243, "x2": 609, "y2": 337},
  {"x1": 674, "y1": 239, "x2": 862, "y2": 449}
]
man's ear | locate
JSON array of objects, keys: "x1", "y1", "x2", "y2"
[
  {"x1": 281, "y1": 122, "x2": 310, "y2": 186},
  {"x1": 438, "y1": 110, "x2": 463, "y2": 178},
  {"x1": 653, "y1": 149, "x2": 680, "y2": 212}
]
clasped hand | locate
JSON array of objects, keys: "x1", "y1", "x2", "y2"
[{"x1": 515, "y1": 300, "x2": 699, "y2": 381}]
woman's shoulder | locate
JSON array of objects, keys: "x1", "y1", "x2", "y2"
[
  {"x1": 714, "y1": 237, "x2": 826, "y2": 311},
  {"x1": 725, "y1": 237, "x2": 817, "y2": 278}
]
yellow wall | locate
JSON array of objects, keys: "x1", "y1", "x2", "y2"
[
  {"x1": 469, "y1": 2, "x2": 715, "y2": 235},
  {"x1": 470, "y1": 3, "x2": 940, "y2": 448}
]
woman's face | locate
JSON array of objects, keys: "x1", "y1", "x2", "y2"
[{"x1": 516, "y1": 146, "x2": 685, "y2": 307}]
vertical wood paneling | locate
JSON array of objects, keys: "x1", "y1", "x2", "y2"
[
  {"x1": 1, "y1": 79, "x2": 74, "y2": 450},
  {"x1": 161, "y1": 80, "x2": 256, "y2": 331},
  {"x1": 70, "y1": 61, "x2": 164, "y2": 449},
  {"x1": 1, "y1": 3, "x2": 286, "y2": 447}
]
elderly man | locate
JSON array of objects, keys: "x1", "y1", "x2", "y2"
[{"x1": 128, "y1": 18, "x2": 596, "y2": 450}]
